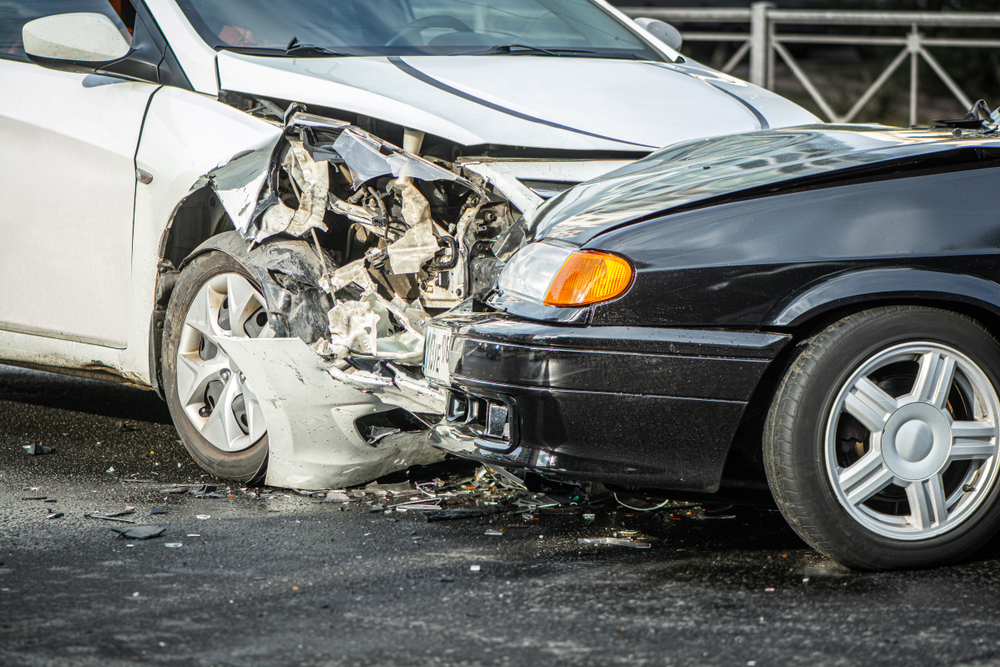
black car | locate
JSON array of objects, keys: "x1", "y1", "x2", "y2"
[{"x1": 424, "y1": 118, "x2": 1000, "y2": 570}]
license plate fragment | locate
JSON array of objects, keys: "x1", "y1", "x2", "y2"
[{"x1": 423, "y1": 325, "x2": 451, "y2": 385}]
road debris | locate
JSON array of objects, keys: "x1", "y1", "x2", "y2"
[
  {"x1": 578, "y1": 538, "x2": 651, "y2": 549},
  {"x1": 46, "y1": 512, "x2": 64, "y2": 520},
  {"x1": 85, "y1": 514, "x2": 136, "y2": 524},
  {"x1": 189, "y1": 485, "x2": 226, "y2": 499},
  {"x1": 196, "y1": 515, "x2": 211, "y2": 520},
  {"x1": 150, "y1": 508, "x2": 169, "y2": 515},
  {"x1": 23, "y1": 444, "x2": 55, "y2": 455},
  {"x1": 423, "y1": 509, "x2": 495, "y2": 522},
  {"x1": 112, "y1": 525, "x2": 166, "y2": 540},
  {"x1": 165, "y1": 543, "x2": 183, "y2": 548}
]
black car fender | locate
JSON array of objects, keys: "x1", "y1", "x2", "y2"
[{"x1": 766, "y1": 267, "x2": 1000, "y2": 327}]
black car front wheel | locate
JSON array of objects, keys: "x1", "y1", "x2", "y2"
[{"x1": 765, "y1": 306, "x2": 1000, "y2": 570}]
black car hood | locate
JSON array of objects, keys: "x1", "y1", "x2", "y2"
[{"x1": 528, "y1": 125, "x2": 986, "y2": 245}]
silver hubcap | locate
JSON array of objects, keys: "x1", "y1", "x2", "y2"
[
  {"x1": 175, "y1": 273, "x2": 273, "y2": 453},
  {"x1": 826, "y1": 342, "x2": 1000, "y2": 540}
]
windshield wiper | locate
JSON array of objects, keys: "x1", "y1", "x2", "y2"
[
  {"x1": 284, "y1": 36, "x2": 350, "y2": 57},
  {"x1": 483, "y1": 44, "x2": 596, "y2": 56}
]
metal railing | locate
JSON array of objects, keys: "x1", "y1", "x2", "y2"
[{"x1": 620, "y1": 4, "x2": 1000, "y2": 125}]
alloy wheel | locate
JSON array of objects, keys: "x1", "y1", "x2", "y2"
[
  {"x1": 174, "y1": 272, "x2": 273, "y2": 453},
  {"x1": 826, "y1": 342, "x2": 1000, "y2": 540}
]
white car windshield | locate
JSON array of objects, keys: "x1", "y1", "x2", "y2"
[{"x1": 177, "y1": 0, "x2": 662, "y2": 60}]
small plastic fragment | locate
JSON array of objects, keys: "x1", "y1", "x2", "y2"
[
  {"x1": 165, "y1": 543, "x2": 183, "y2": 548},
  {"x1": 189, "y1": 485, "x2": 225, "y2": 499},
  {"x1": 484, "y1": 529, "x2": 504, "y2": 536},
  {"x1": 421, "y1": 509, "x2": 494, "y2": 522},
  {"x1": 470, "y1": 565, "x2": 481, "y2": 572},
  {"x1": 46, "y1": 512, "x2": 64, "y2": 520},
  {"x1": 195, "y1": 515, "x2": 211, "y2": 520},
  {"x1": 150, "y1": 507, "x2": 168, "y2": 515},
  {"x1": 85, "y1": 513, "x2": 136, "y2": 524},
  {"x1": 23, "y1": 444, "x2": 55, "y2": 455},
  {"x1": 112, "y1": 525, "x2": 166, "y2": 540},
  {"x1": 577, "y1": 537, "x2": 651, "y2": 549}
]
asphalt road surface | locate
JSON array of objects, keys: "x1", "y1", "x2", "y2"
[{"x1": 3, "y1": 364, "x2": 1000, "y2": 667}]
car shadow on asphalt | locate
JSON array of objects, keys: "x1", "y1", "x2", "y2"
[{"x1": 0, "y1": 363, "x2": 173, "y2": 425}]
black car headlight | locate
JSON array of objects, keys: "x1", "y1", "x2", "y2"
[{"x1": 498, "y1": 241, "x2": 634, "y2": 307}]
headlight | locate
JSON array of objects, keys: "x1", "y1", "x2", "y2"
[{"x1": 498, "y1": 242, "x2": 634, "y2": 307}]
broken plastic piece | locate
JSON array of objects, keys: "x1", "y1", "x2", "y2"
[
  {"x1": 85, "y1": 513, "x2": 136, "y2": 524},
  {"x1": 46, "y1": 512, "x2": 64, "y2": 520},
  {"x1": 385, "y1": 182, "x2": 440, "y2": 274},
  {"x1": 577, "y1": 537, "x2": 651, "y2": 549},
  {"x1": 421, "y1": 508, "x2": 495, "y2": 522},
  {"x1": 23, "y1": 444, "x2": 55, "y2": 455},
  {"x1": 189, "y1": 485, "x2": 225, "y2": 498},
  {"x1": 112, "y1": 525, "x2": 166, "y2": 540},
  {"x1": 332, "y1": 126, "x2": 475, "y2": 191},
  {"x1": 257, "y1": 141, "x2": 330, "y2": 242},
  {"x1": 150, "y1": 507, "x2": 169, "y2": 515}
]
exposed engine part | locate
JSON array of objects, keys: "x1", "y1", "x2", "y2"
[{"x1": 199, "y1": 106, "x2": 517, "y2": 372}]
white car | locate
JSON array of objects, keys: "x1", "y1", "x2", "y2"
[{"x1": 0, "y1": 0, "x2": 817, "y2": 489}]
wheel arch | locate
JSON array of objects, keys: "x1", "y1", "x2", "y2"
[
  {"x1": 722, "y1": 269, "x2": 1000, "y2": 489},
  {"x1": 766, "y1": 267, "x2": 1000, "y2": 329},
  {"x1": 148, "y1": 228, "x2": 333, "y2": 399}
]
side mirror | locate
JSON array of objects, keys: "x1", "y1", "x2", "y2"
[
  {"x1": 23, "y1": 12, "x2": 131, "y2": 73},
  {"x1": 633, "y1": 17, "x2": 683, "y2": 52}
]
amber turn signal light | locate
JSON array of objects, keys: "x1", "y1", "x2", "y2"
[{"x1": 544, "y1": 251, "x2": 634, "y2": 307}]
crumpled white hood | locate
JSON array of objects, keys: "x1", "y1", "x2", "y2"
[{"x1": 216, "y1": 52, "x2": 818, "y2": 152}]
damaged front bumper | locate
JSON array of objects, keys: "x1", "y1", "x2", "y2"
[
  {"x1": 217, "y1": 336, "x2": 445, "y2": 490},
  {"x1": 424, "y1": 307, "x2": 791, "y2": 493}
]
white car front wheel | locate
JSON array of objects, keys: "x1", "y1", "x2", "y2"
[{"x1": 163, "y1": 252, "x2": 273, "y2": 483}]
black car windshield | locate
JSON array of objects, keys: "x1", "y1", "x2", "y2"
[{"x1": 176, "y1": 0, "x2": 663, "y2": 60}]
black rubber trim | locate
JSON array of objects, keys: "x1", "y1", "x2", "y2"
[{"x1": 387, "y1": 56, "x2": 656, "y2": 149}]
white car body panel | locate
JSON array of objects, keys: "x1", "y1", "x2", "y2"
[
  {"x1": 215, "y1": 53, "x2": 818, "y2": 152},
  {"x1": 128, "y1": 87, "x2": 285, "y2": 385},
  {"x1": 0, "y1": 62, "x2": 155, "y2": 350}
]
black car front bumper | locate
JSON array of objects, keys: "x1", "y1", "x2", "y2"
[{"x1": 426, "y1": 310, "x2": 791, "y2": 493}]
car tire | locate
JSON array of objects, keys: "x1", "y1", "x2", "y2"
[
  {"x1": 764, "y1": 306, "x2": 1000, "y2": 570},
  {"x1": 162, "y1": 251, "x2": 272, "y2": 484}
]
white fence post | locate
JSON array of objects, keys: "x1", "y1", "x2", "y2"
[{"x1": 750, "y1": 2, "x2": 774, "y2": 88}]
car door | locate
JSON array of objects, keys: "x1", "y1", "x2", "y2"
[{"x1": 0, "y1": 0, "x2": 158, "y2": 349}]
